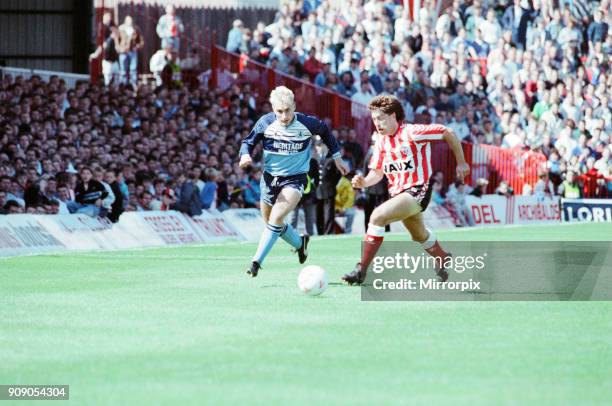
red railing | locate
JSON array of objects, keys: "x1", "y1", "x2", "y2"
[
  {"x1": 579, "y1": 172, "x2": 610, "y2": 198},
  {"x1": 431, "y1": 143, "x2": 547, "y2": 193},
  {"x1": 212, "y1": 45, "x2": 374, "y2": 152}
]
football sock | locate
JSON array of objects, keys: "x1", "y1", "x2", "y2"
[
  {"x1": 361, "y1": 224, "x2": 386, "y2": 271},
  {"x1": 253, "y1": 223, "x2": 283, "y2": 266},
  {"x1": 421, "y1": 229, "x2": 450, "y2": 261},
  {"x1": 280, "y1": 223, "x2": 302, "y2": 249}
]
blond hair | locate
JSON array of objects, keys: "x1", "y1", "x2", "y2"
[{"x1": 269, "y1": 86, "x2": 295, "y2": 109}]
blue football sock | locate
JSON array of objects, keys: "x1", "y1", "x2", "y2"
[
  {"x1": 280, "y1": 223, "x2": 302, "y2": 249},
  {"x1": 253, "y1": 223, "x2": 283, "y2": 266}
]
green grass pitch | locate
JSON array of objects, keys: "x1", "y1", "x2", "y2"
[{"x1": 1, "y1": 223, "x2": 611, "y2": 405}]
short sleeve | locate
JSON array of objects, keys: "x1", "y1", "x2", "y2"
[{"x1": 410, "y1": 124, "x2": 446, "y2": 142}]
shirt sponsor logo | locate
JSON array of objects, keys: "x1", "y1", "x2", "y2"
[
  {"x1": 264, "y1": 137, "x2": 310, "y2": 154},
  {"x1": 273, "y1": 141, "x2": 303, "y2": 151},
  {"x1": 383, "y1": 159, "x2": 414, "y2": 173}
]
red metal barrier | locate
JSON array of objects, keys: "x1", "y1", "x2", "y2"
[
  {"x1": 579, "y1": 172, "x2": 610, "y2": 198},
  {"x1": 476, "y1": 145, "x2": 546, "y2": 193},
  {"x1": 212, "y1": 45, "x2": 374, "y2": 152},
  {"x1": 431, "y1": 142, "x2": 546, "y2": 192}
]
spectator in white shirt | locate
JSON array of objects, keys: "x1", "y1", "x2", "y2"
[
  {"x1": 156, "y1": 5, "x2": 184, "y2": 51},
  {"x1": 554, "y1": 126, "x2": 579, "y2": 161},
  {"x1": 351, "y1": 81, "x2": 375, "y2": 106},
  {"x1": 534, "y1": 172, "x2": 556, "y2": 198},
  {"x1": 149, "y1": 46, "x2": 172, "y2": 86},
  {"x1": 481, "y1": 8, "x2": 502, "y2": 46},
  {"x1": 557, "y1": 19, "x2": 582, "y2": 47},
  {"x1": 448, "y1": 110, "x2": 470, "y2": 140},
  {"x1": 594, "y1": 146, "x2": 611, "y2": 176}
]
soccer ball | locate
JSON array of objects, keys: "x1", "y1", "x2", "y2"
[{"x1": 298, "y1": 265, "x2": 328, "y2": 296}]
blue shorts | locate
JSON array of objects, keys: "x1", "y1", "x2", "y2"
[{"x1": 260, "y1": 172, "x2": 308, "y2": 206}]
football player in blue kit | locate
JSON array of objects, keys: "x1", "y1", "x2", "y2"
[{"x1": 239, "y1": 86, "x2": 349, "y2": 277}]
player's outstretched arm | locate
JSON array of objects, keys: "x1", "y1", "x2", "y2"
[
  {"x1": 239, "y1": 115, "x2": 269, "y2": 169},
  {"x1": 352, "y1": 169, "x2": 384, "y2": 189},
  {"x1": 443, "y1": 128, "x2": 470, "y2": 180}
]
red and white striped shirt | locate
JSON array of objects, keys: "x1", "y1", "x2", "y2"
[{"x1": 369, "y1": 123, "x2": 446, "y2": 196}]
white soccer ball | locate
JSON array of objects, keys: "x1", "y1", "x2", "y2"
[{"x1": 298, "y1": 265, "x2": 328, "y2": 296}]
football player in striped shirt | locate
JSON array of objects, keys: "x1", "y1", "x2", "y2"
[
  {"x1": 342, "y1": 95, "x2": 470, "y2": 285},
  {"x1": 239, "y1": 86, "x2": 349, "y2": 277}
]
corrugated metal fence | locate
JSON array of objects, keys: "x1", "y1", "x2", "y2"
[{"x1": 0, "y1": 0, "x2": 78, "y2": 71}]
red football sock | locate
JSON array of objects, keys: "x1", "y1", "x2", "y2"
[
  {"x1": 361, "y1": 235, "x2": 384, "y2": 270},
  {"x1": 361, "y1": 224, "x2": 386, "y2": 271},
  {"x1": 425, "y1": 240, "x2": 450, "y2": 260},
  {"x1": 421, "y1": 230, "x2": 450, "y2": 270}
]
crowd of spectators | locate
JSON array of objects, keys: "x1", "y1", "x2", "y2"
[
  {"x1": 0, "y1": 73, "x2": 261, "y2": 218},
  {"x1": 0, "y1": 73, "x2": 363, "y2": 233},
  {"x1": 228, "y1": 0, "x2": 611, "y2": 196}
]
